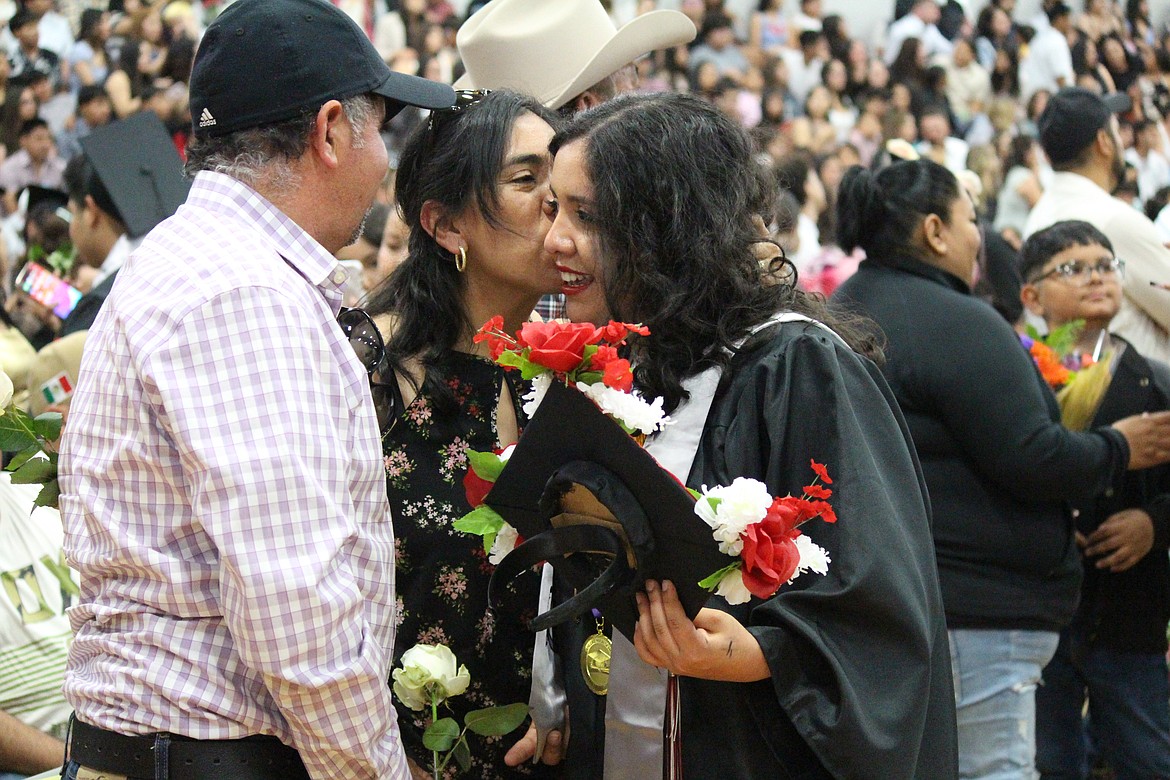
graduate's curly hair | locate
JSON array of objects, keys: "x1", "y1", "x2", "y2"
[{"x1": 549, "y1": 92, "x2": 879, "y2": 414}]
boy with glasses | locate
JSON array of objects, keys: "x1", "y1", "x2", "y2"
[{"x1": 1021, "y1": 219, "x2": 1170, "y2": 780}]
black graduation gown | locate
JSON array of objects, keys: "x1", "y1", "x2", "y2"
[{"x1": 681, "y1": 320, "x2": 958, "y2": 779}]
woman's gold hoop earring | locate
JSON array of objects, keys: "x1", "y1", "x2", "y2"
[{"x1": 455, "y1": 246, "x2": 468, "y2": 273}]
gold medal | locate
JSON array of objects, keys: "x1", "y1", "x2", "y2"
[{"x1": 580, "y1": 613, "x2": 611, "y2": 696}]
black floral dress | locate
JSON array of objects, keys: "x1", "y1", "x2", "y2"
[{"x1": 385, "y1": 353, "x2": 548, "y2": 779}]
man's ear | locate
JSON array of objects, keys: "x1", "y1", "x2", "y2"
[
  {"x1": 572, "y1": 91, "x2": 604, "y2": 113},
  {"x1": 307, "y1": 99, "x2": 346, "y2": 169},
  {"x1": 83, "y1": 194, "x2": 102, "y2": 228},
  {"x1": 420, "y1": 199, "x2": 463, "y2": 256},
  {"x1": 922, "y1": 212, "x2": 947, "y2": 256},
  {"x1": 1020, "y1": 281, "x2": 1046, "y2": 319}
]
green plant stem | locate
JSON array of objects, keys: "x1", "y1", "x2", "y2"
[
  {"x1": 431, "y1": 694, "x2": 440, "y2": 780},
  {"x1": 434, "y1": 732, "x2": 467, "y2": 774}
]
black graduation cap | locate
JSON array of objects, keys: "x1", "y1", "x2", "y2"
[
  {"x1": 485, "y1": 380, "x2": 728, "y2": 640},
  {"x1": 24, "y1": 185, "x2": 68, "y2": 217},
  {"x1": 79, "y1": 112, "x2": 190, "y2": 238}
]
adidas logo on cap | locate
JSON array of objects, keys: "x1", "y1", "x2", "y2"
[{"x1": 199, "y1": 107, "x2": 216, "y2": 128}]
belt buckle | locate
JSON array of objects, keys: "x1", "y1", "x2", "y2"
[{"x1": 76, "y1": 767, "x2": 129, "y2": 780}]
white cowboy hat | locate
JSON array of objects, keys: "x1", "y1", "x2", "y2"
[{"x1": 455, "y1": 0, "x2": 696, "y2": 110}]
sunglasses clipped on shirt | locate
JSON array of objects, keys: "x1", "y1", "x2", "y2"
[{"x1": 337, "y1": 307, "x2": 399, "y2": 433}]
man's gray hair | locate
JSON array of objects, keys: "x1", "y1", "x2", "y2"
[{"x1": 183, "y1": 94, "x2": 379, "y2": 192}]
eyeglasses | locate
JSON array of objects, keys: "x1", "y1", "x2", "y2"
[
  {"x1": 427, "y1": 88, "x2": 492, "y2": 131},
  {"x1": 1033, "y1": 257, "x2": 1125, "y2": 285},
  {"x1": 338, "y1": 307, "x2": 399, "y2": 433}
]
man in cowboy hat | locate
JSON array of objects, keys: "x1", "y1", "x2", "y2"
[{"x1": 454, "y1": 0, "x2": 696, "y2": 113}]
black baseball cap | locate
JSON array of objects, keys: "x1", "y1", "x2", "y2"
[
  {"x1": 189, "y1": 0, "x2": 455, "y2": 138},
  {"x1": 1038, "y1": 87, "x2": 1131, "y2": 165},
  {"x1": 80, "y1": 113, "x2": 190, "y2": 238}
]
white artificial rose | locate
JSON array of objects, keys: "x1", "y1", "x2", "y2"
[
  {"x1": 522, "y1": 373, "x2": 552, "y2": 418},
  {"x1": 0, "y1": 371, "x2": 12, "y2": 410},
  {"x1": 714, "y1": 568, "x2": 752, "y2": 605},
  {"x1": 792, "y1": 533, "x2": 831, "y2": 582},
  {"x1": 488, "y1": 523, "x2": 520, "y2": 565},
  {"x1": 575, "y1": 382, "x2": 672, "y2": 435},
  {"x1": 391, "y1": 643, "x2": 471, "y2": 710},
  {"x1": 694, "y1": 478, "x2": 772, "y2": 556}
]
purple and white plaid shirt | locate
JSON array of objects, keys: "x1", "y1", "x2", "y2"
[{"x1": 59, "y1": 172, "x2": 408, "y2": 780}]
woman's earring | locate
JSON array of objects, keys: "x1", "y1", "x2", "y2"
[{"x1": 455, "y1": 246, "x2": 468, "y2": 273}]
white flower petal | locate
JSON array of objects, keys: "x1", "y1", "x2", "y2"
[
  {"x1": 575, "y1": 382, "x2": 672, "y2": 435},
  {"x1": 714, "y1": 568, "x2": 752, "y2": 605},
  {"x1": 791, "y1": 533, "x2": 831, "y2": 582},
  {"x1": 522, "y1": 373, "x2": 552, "y2": 418},
  {"x1": 488, "y1": 523, "x2": 520, "y2": 565}
]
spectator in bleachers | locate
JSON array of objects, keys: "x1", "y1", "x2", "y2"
[
  {"x1": 746, "y1": 0, "x2": 786, "y2": 64},
  {"x1": 917, "y1": 106, "x2": 968, "y2": 173},
  {"x1": 1101, "y1": 32, "x2": 1141, "y2": 93},
  {"x1": 945, "y1": 37, "x2": 990, "y2": 133},
  {"x1": 1020, "y1": 2, "x2": 1074, "y2": 101},
  {"x1": 0, "y1": 117, "x2": 61, "y2": 214},
  {"x1": 885, "y1": 0, "x2": 952, "y2": 67},
  {"x1": 1126, "y1": 118, "x2": 1170, "y2": 207},
  {"x1": 55, "y1": 83, "x2": 107, "y2": 161},
  {"x1": 780, "y1": 28, "x2": 825, "y2": 104},
  {"x1": 975, "y1": 4, "x2": 1015, "y2": 72},
  {"x1": 1072, "y1": 32, "x2": 1116, "y2": 94},
  {"x1": 790, "y1": 84, "x2": 836, "y2": 154},
  {"x1": 994, "y1": 134, "x2": 1044, "y2": 248},
  {"x1": 690, "y1": 12, "x2": 748, "y2": 87},
  {"x1": 1077, "y1": 0, "x2": 1124, "y2": 43},
  {"x1": 65, "y1": 7, "x2": 105, "y2": 95},
  {"x1": 7, "y1": 8, "x2": 57, "y2": 90}
]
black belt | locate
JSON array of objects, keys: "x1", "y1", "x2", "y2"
[{"x1": 68, "y1": 717, "x2": 310, "y2": 780}]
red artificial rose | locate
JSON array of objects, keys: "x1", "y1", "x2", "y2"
[
  {"x1": 590, "y1": 344, "x2": 620, "y2": 370},
  {"x1": 765, "y1": 496, "x2": 803, "y2": 534},
  {"x1": 473, "y1": 315, "x2": 514, "y2": 363},
  {"x1": 596, "y1": 321, "x2": 650, "y2": 345},
  {"x1": 602, "y1": 358, "x2": 634, "y2": 392},
  {"x1": 518, "y1": 321, "x2": 600, "y2": 373},
  {"x1": 463, "y1": 467, "x2": 493, "y2": 507},
  {"x1": 740, "y1": 512, "x2": 801, "y2": 599},
  {"x1": 473, "y1": 315, "x2": 505, "y2": 343},
  {"x1": 810, "y1": 460, "x2": 832, "y2": 485},
  {"x1": 803, "y1": 484, "x2": 832, "y2": 500}
]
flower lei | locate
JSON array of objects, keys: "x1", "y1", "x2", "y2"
[
  {"x1": 695, "y1": 461, "x2": 835, "y2": 605},
  {"x1": 1019, "y1": 319, "x2": 1096, "y2": 391},
  {"x1": 454, "y1": 318, "x2": 669, "y2": 559}
]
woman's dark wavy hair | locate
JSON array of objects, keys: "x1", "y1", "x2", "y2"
[
  {"x1": 837, "y1": 158, "x2": 960, "y2": 262},
  {"x1": 365, "y1": 90, "x2": 557, "y2": 411},
  {"x1": 548, "y1": 92, "x2": 879, "y2": 414}
]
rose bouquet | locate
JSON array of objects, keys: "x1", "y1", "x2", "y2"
[
  {"x1": 695, "y1": 461, "x2": 835, "y2": 605},
  {"x1": 0, "y1": 371, "x2": 62, "y2": 508},
  {"x1": 391, "y1": 643, "x2": 528, "y2": 778},
  {"x1": 455, "y1": 318, "x2": 669, "y2": 555},
  {"x1": 1020, "y1": 320, "x2": 1121, "y2": 431}
]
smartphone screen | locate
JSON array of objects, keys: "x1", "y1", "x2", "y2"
[{"x1": 15, "y1": 263, "x2": 83, "y2": 319}]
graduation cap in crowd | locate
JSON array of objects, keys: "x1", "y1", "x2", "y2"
[
  {"x1": 485, "y1": 381, "x2": 727, "y2": 640},
  {"x1": 79, "y1": 112, "x2": 190, "y2": 238},
  {"x1": 23, "y1": 185, "x2": 69, "y2": 221}
]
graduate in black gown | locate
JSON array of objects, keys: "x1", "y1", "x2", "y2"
[{"x1": 541, "y1": 92, "x2": 958, "y2": 778}]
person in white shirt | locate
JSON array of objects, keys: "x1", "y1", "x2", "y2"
[
  {"x1": 945, "y1": 37, "x2": 991, "y2": 129},
  {"x1": 1019, "y1": 2, "x2": 1074, "y2": 100},
  {"x1": 1025, "y1": 87, "x2": 1170, "y2": 364},
  {"x1": 885, "y1": 0, "x2": 954, "y2": 66},
  {"x1": 780, "y1": 29, "x2": 827, "y2": 105},
  {"x1": 1126, "y1": 119, "x2": 1170, "y2": 207},
  {"x1": 917, "y1": 109, "x2": 971, "y2": 173}
]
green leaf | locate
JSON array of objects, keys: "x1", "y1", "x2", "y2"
[
  {"x1": 5, "y1": 445, "x2": 43, "y2": 472},
  {"x1": 31, "y1": 412, "x2": 63, "y2": 442},
  {"x1": 705, "y1": 496, "x2": 722, "y2": 515},
  {"x1": 9, "y1": 457, "x2": 56, "y2": 485},
  {"x1": 574, "y1": 370, "x2": 603, "y2": 386},
  {"x1": 0, "y1": 408, "x2": 40, "y2": 452},
  {"x1": 483, "y1": 530, "x2": 497, "y2": 555},
  {"x1": 453, "y1": 738, "x2": 471, "y2": 771},
  {"x1": 422, "y1": 717, "x2": 460, "y2": 752},
  {"x1": 467, "y1": 449, "x2": 506, "y2": 481},
  {"x1": 1024, "y1": 323, "x2": 1043, "y2": 342},
  {"x1": 686, "y1": 488, "x2": 702, "y2": 500},
  {"x1": 453, "y1": 505, "x2": 506, "y2": 537},
  {"x1": 464, "y1": 702, "x2": 529, "y2": 737},
  {"x1": 33, "y1": 479, "x2": 59, "y2": 509},
  {"x1": 698, "y1": 562, "x2": 742, "y2": 591}
]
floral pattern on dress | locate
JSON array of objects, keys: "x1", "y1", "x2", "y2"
[{"x1": 384, "y1": 353, "x2": 546, "y2": 778}]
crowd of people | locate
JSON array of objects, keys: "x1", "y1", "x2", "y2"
[{"x1": 2, "y1": 0, "x2": 1170, "y2": 779}]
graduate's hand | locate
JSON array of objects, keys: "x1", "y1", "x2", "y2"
[
  {"x1": 1113, "y1": 410, "x2": 1170, "y2": 470},
  {"x1": 633, "y1": 580, "x2": 770, "y2": 683},
  {"x1": 1084, "y1": 508, "x2": 1155, "y2": 572},
  {"x1": 503, "y1": 722, "x2": 564, "y2": 767}
]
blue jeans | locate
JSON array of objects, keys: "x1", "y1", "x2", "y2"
[
  {"x1": 950, "y1": 628, "x2": 1061, "y2": 780},
  {"x1": 1035, "y1": 627, "x2": 1170, "y2": 780}
]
